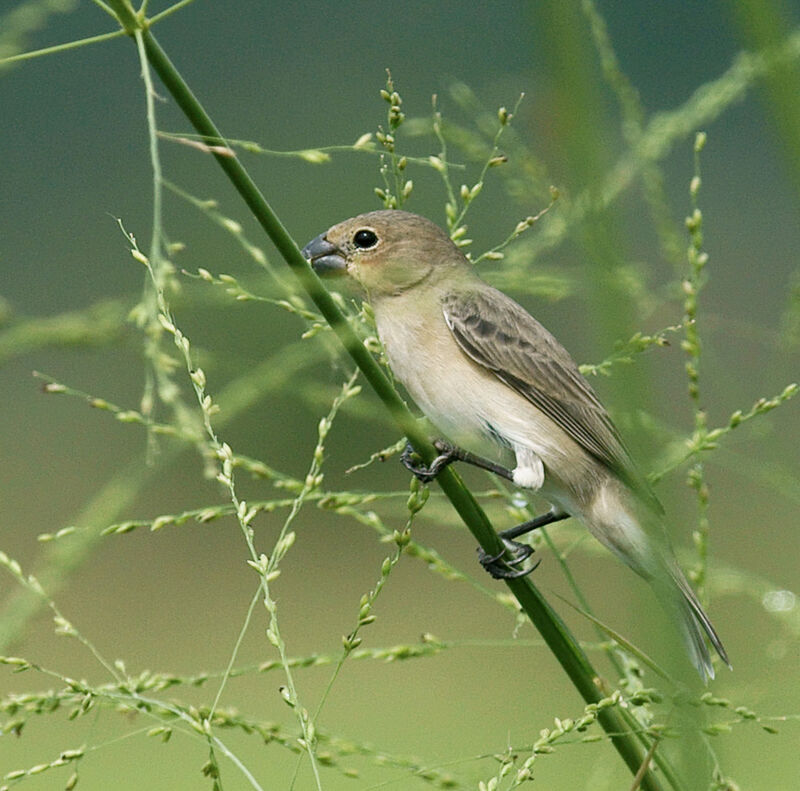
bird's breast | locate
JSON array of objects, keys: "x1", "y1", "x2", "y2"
[
  {"x1": 375, "y1": 300, "x2": 499, "y2": 450},
  {"x1": 374, "y1": 300, "x2": 539, "y2": 458}
]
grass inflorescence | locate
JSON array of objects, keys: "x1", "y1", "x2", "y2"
[{"x1": 1, "y1": 2, "x2": 799, "y2": 791}]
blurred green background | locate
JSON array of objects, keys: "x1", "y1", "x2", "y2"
[{"x1": 1, "y1": 1, "x2": 799, "y2": 789}]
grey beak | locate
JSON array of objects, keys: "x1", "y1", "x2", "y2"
[{"x1": 302, "y1": 233, "x2": 347, "y2": 275}]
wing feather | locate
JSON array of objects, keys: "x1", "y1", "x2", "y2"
[{"x1": 442, "y1": 288, "x2": 662, "y2": 512}]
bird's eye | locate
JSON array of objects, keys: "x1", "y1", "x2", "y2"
[{"x1": 353, "y1": 229, "x2": 379, "y2": 249}]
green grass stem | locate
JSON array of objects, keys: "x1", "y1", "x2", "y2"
[{"x1": 101, "y1": 2, "x2": 677, "y2": 787}]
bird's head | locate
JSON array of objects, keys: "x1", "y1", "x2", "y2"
[{"x1": 302, "y1": 210, "x2": 465, "y2": 297}]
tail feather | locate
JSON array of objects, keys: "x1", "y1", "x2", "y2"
[
  {"x1": 585, "y1": 483, "x2": 729, "y2": 682},
  {"x1": 663, "y1": 559, "x2": 731, "y2": 683}
]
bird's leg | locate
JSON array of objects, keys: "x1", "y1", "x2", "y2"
[
  {"x1": 437, "y1": 441, "x2": 515, "y2": 482},
  {"x1": 401, "y1": 441, "x2": 570, "y2": 579},
  {"x1": 401, "y1": 439, "x2": 514, "y2": 484},
  {"x1": 478, "y1": 509, "x2": 570, "y2": 579},
  {"x1": 500, "y1": 509, "x2": 570, "y2": 541}
]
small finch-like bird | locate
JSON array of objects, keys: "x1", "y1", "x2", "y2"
[{"x1": 302, "y1": 209, "x2": 729, "y2": 681}]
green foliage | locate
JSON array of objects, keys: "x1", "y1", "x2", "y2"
[{"x1": 1, "y1": 2, "x2": 799, "y2": 790}]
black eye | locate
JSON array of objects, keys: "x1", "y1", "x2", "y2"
[{"x1": 353, "y1": 229, "x2": 378, "y2": 249}]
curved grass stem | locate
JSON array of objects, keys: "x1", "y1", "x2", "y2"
[{"x1": 103, "y1": 3, "x2": 679, "y2": 788}]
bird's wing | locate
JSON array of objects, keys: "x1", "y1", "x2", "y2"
[{"x1": 442, "y1": 287, "x2": 662, "y2": 512}]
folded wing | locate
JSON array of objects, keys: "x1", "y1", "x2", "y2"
[{"x1": 442, "y1": 287, "x2": 662, "y2": 513}]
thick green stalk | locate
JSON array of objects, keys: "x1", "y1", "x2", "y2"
[{"x1": 105, "y1": 3, "x2": 670, "y2": 788}]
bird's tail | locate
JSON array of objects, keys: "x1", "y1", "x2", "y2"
[
  {"x1": 585, "y1": 482, "x2": 730, "y2": 682},
  {"x1": 655, "y1": 555, "x2": 730, "y2": 683}
]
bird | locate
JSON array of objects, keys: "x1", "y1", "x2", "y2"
[{"x1": 302, "y1": 208, "x2": 729, "y2": 682}]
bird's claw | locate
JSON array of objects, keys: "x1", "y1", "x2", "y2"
[
  {"x1": 401, "y1": 441, "x2": 456, "y2": 484},
  {"x1": 478, "y1": 537, "x2": 540, "y2": 579}
]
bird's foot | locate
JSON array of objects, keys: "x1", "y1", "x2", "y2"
[
  {"x1": 401, "y1": 440, "x2": 457, "y2": 484},
  {"x1": 478, "y1": 537, "x2": 540, "y2": 579}
]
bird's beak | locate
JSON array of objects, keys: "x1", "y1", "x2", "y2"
[{"x1": 302, "y1": 233, "x2": 347, "y2": 276}]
